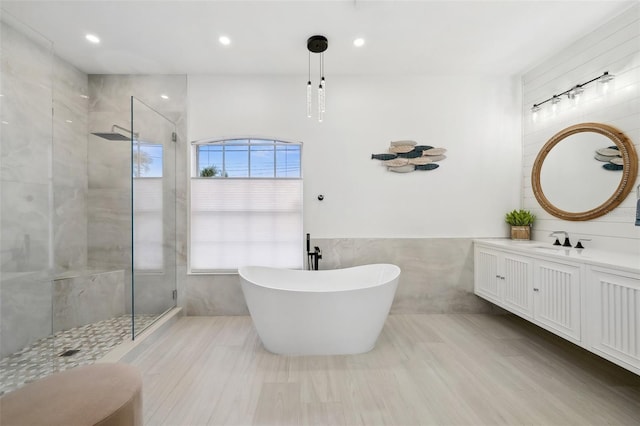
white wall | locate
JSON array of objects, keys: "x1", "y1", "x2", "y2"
[
  {"x1": 522, "y1": 4, "x2": 640, "y2": 254},
  {"x1": 188, "y1": 74, "x2": 521, "y2": 238}
]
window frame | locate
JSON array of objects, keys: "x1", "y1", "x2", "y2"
[{"x1": 193, "y1": 138, "x2": 302, "y2": 180}]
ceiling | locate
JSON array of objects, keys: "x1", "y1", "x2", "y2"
[{"x1": 1, "y1": 1, "x2": 636, "y2": 76}]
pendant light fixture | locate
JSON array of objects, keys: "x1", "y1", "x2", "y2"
[{"x1": 307, "y1": 35, "x2": 328, "y2": 122}]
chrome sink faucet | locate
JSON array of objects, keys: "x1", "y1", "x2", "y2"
[{"x1": 549, "y1": 231, "x2": 571, "y2": 247}]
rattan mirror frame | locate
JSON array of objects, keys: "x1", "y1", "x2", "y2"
[{"x1": 531, "y1": 122, "x2": 638, "y2": 221}]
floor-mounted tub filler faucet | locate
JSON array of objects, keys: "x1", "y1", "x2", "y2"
[
  {"x1": 549, "y1": 231, "x2": 572, "y2": 247},
  {"x1": 306, "y1": 233, "x2": 322, "y2": 271}
]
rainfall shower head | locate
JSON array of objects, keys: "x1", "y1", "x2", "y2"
[
  {"x1": 91, "y1": 132, "x2": 130, "y2": 141},
  {"x1": 91, "y1": 124, "x2": 138, "y2": 141}
]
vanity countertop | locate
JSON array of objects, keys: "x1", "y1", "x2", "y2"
[{"x1": 474, "y1": 238, "x2": 640, "y2": 275}]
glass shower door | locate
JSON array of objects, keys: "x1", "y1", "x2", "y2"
[{"x1": 131, "y1": 96, "x2": 176, "y2": 337}]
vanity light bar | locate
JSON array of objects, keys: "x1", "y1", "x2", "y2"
[{"x1": 531, "y1": 71, "x2": 614, "y2": 113}]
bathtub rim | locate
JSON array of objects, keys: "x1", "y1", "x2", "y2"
[{"x1": 238, "y1": 263, "x2": 401, "y2": 293}]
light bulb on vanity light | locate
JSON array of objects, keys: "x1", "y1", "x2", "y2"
[
  {"x1": 599, "y1": 71, "x2": 615, "y2": 95},
  {"x1": 531, "y1": 104, "x2": 541, "y2": 122},
  {"x1": 568, "y1": 85, "x2": 584, "y2": 107},
  {"x1": 551, "y1": 95, "x2": 561, "y2": 115}
]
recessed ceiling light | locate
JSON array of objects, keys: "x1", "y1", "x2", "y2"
[
  {"x1": 79, "y1": 94, "x2": 89, "y2": 99},
  {"x1": 219, "y1": 35, "x2": 231, "y2": 46},
  {"x1": 353, "y1": 38, "x2": 365, "y2": 47},
  {"x1": 65, "y1": 120, "x2": 73, "y2": 123},
  {"x1": 85, "y1": 34, "x2": 100, "y2": 44},
  {"x1": 160, "y1": 94, "x2": 169, "y2": 100}
]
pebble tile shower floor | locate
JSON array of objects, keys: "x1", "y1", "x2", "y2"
[{"x1": 0, "y1": 314, "x2": 156, "y2": 395}]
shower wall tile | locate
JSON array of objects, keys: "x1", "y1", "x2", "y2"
[
  {"x1": 87, "y1": 188, "x2": 131, "y2": 266},
  {"x1": 53, "y1": 270, "x2": 125, "y2": 332},
  {"x1": 1, "y1": 22, "x2": 53, "y2": 186},
  {"x1": 1, "y1": 19, "x2": 54, "y2": 360},
  {"x1": 53, "y1": 186, "x2": 87, "y2": 273},
  {"x1": 0, "y1": 274, "x2": 53, "y2": 358},
  {"x1": 0, "y1": 70, "x2": 52, "y2": 186},
  {"x1": 89, "y1": 75, "x2": 188, "y2": 114},
  {"x1": 185, "y1": 274, "x2": 249, "y2": 316},
  {"x1": 133, "y1": 272, "x2": 176, "y2": 315},
  {"x1": 0, "y1": 19, "x2": 52, "y2": 73},
  {"x1": 53, "y1": 57, "x2": 88, "y2": 189},
  {"x1": 185, "y1": 238, "x2": 492, "y2": 315},
  {"x1": 87, "y1": 134, "x2": 132, "y2": 189},
  {"x1": 173, "y1": 111, "x2": 188, "y2": 310},
  {"x1": 52, "y1": 56, "x2": 89, "y2": 273},
  {"x1": 87, "y1": 74, "x2": 187, "y2": 314},
  {"x1": 53, "y1": 113, "x2": 86, "y2": 189},
  {"x1": 0, "y1": 181, "x2": 50, "y2": 273}
]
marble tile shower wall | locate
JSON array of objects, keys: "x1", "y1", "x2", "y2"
[
  {"x1": 0, "y1": 21, "x2": 53, "y2": 275},
  {"x1": 53, "y1": 57, "x2": 89, "y2": 274},
  {"x1": 186, "y1": 238, "x2": 493, "y2": 315},
  {"x1": 87, "y1": 75, "x2": 187, "y2": 314},
  {"x1": 1, "y1": 21, "x2": 55, "y2": 357}
]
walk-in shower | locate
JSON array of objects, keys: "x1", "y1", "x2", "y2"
[{"x1": 0, "y1": 14, "x2": 177, "y2": 395}]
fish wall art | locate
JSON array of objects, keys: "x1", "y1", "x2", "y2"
[{"x1": 371, "y1": 140, "x2": 447, "y2": 173}]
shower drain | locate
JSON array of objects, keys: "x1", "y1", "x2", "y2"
[{"x1": 58, "y1": 349, "x2": 80, "y2": 357}]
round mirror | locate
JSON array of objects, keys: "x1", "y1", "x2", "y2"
[{"x1": 531, "y1": 122, "x2": 638, "y2": 221}]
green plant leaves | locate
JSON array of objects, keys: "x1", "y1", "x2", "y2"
[{"x1": 505, "y1": 209, "x2": 535, "y2": 226}]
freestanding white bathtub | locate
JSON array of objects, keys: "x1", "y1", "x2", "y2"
[{"x1": 238, "y1": 264, "x2": 401, "y2": 355}]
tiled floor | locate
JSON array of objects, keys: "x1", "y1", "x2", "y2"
[
  {"x1": 0, "y1": 314, "x2": 157, "y2": 396},
  {"x1": 130, "y1": 314, "x2": 640, "y2": 425}
]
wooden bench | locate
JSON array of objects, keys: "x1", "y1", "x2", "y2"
[{"x1": 0, "y1": 363, "x2": 142, "y2": 426}]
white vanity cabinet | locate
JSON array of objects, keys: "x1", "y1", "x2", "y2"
[
  {"x1": 474, "y1": 239, "x2": 640, "y2": 375},
  {"x1": 474, "y1": 244, "x2": 580, "y2": 343},
  {"x1": 587, "y1": 266, "x2": 640, "y2": 374},
  {"x1": 532, "y1": 259, "x2": 581, "y2": 343},
  {"x1": 475, "y1": 247, "x2": 534, "y2": 318}
]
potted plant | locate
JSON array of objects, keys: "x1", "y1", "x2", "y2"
[{"x1": 505, "y1": 209, "x2": 535, "y2": 240}]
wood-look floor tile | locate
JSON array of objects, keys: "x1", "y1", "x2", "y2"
[{"x1": 126, "y1": 314, "x2": 640, "y2": 426}]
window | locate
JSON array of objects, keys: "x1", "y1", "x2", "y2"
[
  {"x1": 190, "y1": 138, "x2": 303, "y2": 272},
  {"x1": 133, "y1": 142, "x2": 163, "y2": 271},
  {"x1": 133, "y1": 142, "x2": 163, "y2": 178}
]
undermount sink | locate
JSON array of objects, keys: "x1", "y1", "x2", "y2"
[
  {"x1": 506, "y1": 241, "x2": 579, "y2": 254},
  {"x1": 531, "y1": 245, "x2": 581, "y2": 256},
  {"x1": 533, "y1": 245, "x2": 567, "y2": 251}
]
